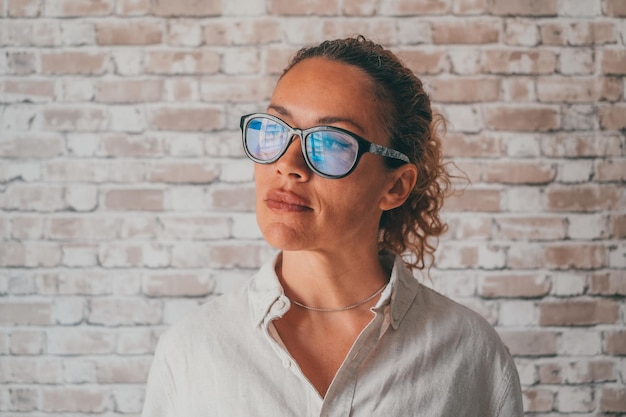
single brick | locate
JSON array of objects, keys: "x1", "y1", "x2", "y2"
[
  {"x1": 546, "y1": 185, "x2": 621, "y2": 212},
  {"x1": 428, "y1": 77, "x2": 500, "y2": 103},
  {"x1": 151, "y1": 0, "x2": 222, "y2": 16},
  {"x1": 600, "y1": 387, "x2": 626, "y2": 412},
  {"x1": 523, "y1": 388, "x2": 554, "y2": 412},
  {"x1": 539, "y1": 299, "x2": 619, "y2": 326},
  {"x1": 95, "y1": 21, "x2": 162, "y2": 45},
  {"x1": 482, "y1": 50, "x2": 557, "y2": 74},
  {"x1": 0, "y1": 301, "x2": 52, "y2": 325},
  {"x1": 483, "y1": 106, "x2": 560, "y2": 131},
  {"x1": 604, "y1": 0, "x2": 626, "y2": 16},
  {"x1": 479, "y1": 274, "x2": 550, "y2": 298},
  {"x1": 44, "y1": 0, "x2": 114, "y2": 16},
  {"x1": 88, "y1": 298, "x2": 162, "y2": 326},
  {"x1": 495, "y1": 216, "x2": 566, "y2": 240},
  {"x1": 146, "y1": 161, "x2": 219, "y2": 184},
  {"x1": 143, "y1": 273, "x2": 214, "y2": 297},
  {"x1": 499, "y1": 330, "x2": 558, "y2": 356},
  {"x1": 604, "y1": 331, "x2": 626, "y2": 355},
  {"x1": 104, "y1": 189, "x2": 164, "y2": 211},
  {"x1": 40, "y1": 51, "x2": 108, "y2": 75},
  {"x1": 41, "y1": 386, "x2": 109, "y2": 412},
  {"x1": 601, "y1": 49, "x2": 626, "y2": 75},
  {"x1": 488, "y1": 0, "x2": 558, "y2": 16},
  {"x1": 445, "y1": 188, "x2": 503, "y2": 212},
  {"x1": 148, "y1": 105, "x2": 223, "y2": 131},
  {"x1": 431, "y1": 19, "x2": 500, "y2": 44},
  {"x1": 95, "y1": 79, "x2": 164, "y2": 103},
  {"x1": 146, "y1": 50, "x2": 220, "y2": 74}
]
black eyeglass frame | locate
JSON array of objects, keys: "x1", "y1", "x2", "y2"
[{"x1": 240, "y1": 113, "x2": 410, "y2": 179}]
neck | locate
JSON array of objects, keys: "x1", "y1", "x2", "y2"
[{"x1": 277, "y1": 247, "x2": 389, "y2": 312}]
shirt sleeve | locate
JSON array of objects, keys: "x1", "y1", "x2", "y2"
[
  {"x1": 495, "y1": 357, "x2": 524, "y2": 417},
  {"x1": 142, "y1": 336, "x2": 177, "y2": 417}
]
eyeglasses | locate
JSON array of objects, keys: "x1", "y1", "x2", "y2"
[{"x1": 240, "y1": 113, "x2": 410, "y2": 179}]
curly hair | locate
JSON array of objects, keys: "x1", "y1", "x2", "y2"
[{"x1": 283, "y1": 36, "x2": 452, "y2": 271}]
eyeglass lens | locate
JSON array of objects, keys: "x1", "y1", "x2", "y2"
[{"x1": 245, "y1": 116, "x2": 360, "y2": 177}]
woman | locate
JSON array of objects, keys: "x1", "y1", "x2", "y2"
[{"x1": 142, "y1": 36, "x2": 523, "y2": 416}]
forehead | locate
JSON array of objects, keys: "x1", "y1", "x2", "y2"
[{"x1": 270, "y1": 58, "x2": 383, "y2": 135}]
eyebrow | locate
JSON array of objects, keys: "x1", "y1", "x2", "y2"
[{"x1": 267, "y1": 104, "x2": 366, "y2": 134}]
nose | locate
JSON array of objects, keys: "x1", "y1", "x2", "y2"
[{"x1": 275, "y1": 135, "x2": 311, "y2": 181}]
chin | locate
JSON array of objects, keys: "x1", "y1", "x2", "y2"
[{"x1": 260, "y1": 222, "x2": 312, "y2": 252}]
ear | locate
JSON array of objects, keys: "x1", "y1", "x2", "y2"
[{"x1": 379, "y1": 164, "x2": 418, "y2": 211}]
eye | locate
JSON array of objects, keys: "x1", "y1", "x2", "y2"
[{"x1": 323, "y1": 132, "x2": 353, "y2": 150}]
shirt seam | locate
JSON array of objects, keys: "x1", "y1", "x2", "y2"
[{"x1": 491, "y1": 360, "x2": 515, "y2": 417}]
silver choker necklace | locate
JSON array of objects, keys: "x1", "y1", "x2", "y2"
[{"x1": 289, "y1": 283, "x2": 387, "y2": 313}]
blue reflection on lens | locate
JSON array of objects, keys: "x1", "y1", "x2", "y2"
[
  {"x1": 247, "y1": 118, "x2": 288, "y2": 160},
  {"x1": 307, "y1": 131, "x2": 358, "y2": 176}
]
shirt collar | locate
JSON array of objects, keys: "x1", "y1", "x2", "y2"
[{"x1": 248, "y1": 252, "x2": 420, "y2": 329}]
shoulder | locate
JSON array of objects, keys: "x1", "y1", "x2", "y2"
[
  {"x1": 415, "y1": 283, "x2": 502, "y2": 341},
  {"x1": 410, "y1": 285, "x2": 522, "y2": 415}
]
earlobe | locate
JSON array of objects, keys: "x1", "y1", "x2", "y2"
[{"x1": 379, "y1": 165, "x2": 418, "y2": 211}]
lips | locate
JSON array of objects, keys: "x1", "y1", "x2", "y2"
[{"x1": 265, "y1": 189, "x2": 313, "y2": 212}]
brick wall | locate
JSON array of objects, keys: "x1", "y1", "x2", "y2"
[{"x1": 0, "y1": 0, "x2": 624, "y2": 415}]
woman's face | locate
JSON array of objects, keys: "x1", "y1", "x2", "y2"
[{"x1": 254, "y1": 57, "x2": 400, "y2": 254}]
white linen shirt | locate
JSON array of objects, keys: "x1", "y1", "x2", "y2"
[{"x1": 142, "y1": 253, "x2": 523, "y2": 417}]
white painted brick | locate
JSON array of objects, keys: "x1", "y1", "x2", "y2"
[
  {"x1": 166, "y1": 134, "x2": 204, "y2": 156},
  {"x1": 557, "y1": 386, "x2": 594, "y2": 412},
  {"x1": 222, "y1": 0, "x2": 266, "y2": 15},
  {"x1": 62, "y1": 78, "x2": 95, "y2": 101},
  {"x1": 514, "y1": 358, "x2": 538, "y2": 385},
  {"x1": 66, "y1": 133, "x2": 101, "y2": 156},
  {"x1": 1, "y1": 104, "x2": 37, "y2": 130},
  {"x1": 109, "y1": 105, "x2": 146, "y2": 133},
  {"x1": 66, "y1": 185, "x2": 98, "y2": 211},
  {"x1": 111, "y1": 49, "x2": 144, "y2": 76},
  {"x1": 504, "y1": 134, "x2": 541, "y2": 157},
  {"x1": 112, "y1": 385, "x2": 145, "y2": 413},
  {"x1": 555, "y1": 160, "x2": 593, "y2": 183},
  {"x1": 63, "y1": 358, "x2": 97, "y2": 383},
  {"x1": 213, "y1": 269, "x2": 255, "y2": 295},
  {"x1": 609, "y1": 243, "x2": 626, "y2": 268},
  {"x1": 504, "y1": 187, "x2": 544, "y2": 212},
  {"x1": 166, "y1": 186, "x2": 206, "y2": 211},
  {"x1": 558, "y1": 329, "x2": 602, "y2": 356},
  {"x1": 505, "y1": 19, "x2": 539, "y2": 46},
  {"x1": 167, "y1": 20, "x2": 202, "y2": 46},
  {"x1": 0, "y1": 162, "x2": 41, "y2": 182},
  {"x1": 562, "y1": 105, "x2": 597, "y2": 131},
  {"x1": 219, "y1": 159, "x2": 254, "y2": 183},
  {"x1": 53, "y1": 297, "x2": 85, "y2": 325},
  {"x1": 232, "y1": 213, "x2": 263, "y2": 239},
  {"x1": 62, "y1": 244, "x2": 99, "y2": 267},
  {"x1": 162, "y1": 299, "x2": 202, "y2": 324},
  {"x1": 558, "y1": 0, "x2": 602, "y2": 17},
  {"x1": 60, "y1": 21, "x2": 96, "y2": 45},
  {"x1": 441, "y1": 105, "x2": 483, "y2": 132},
  {"x1": 550, "y1": 272, "x2": 587, "y2": 296},
  {"x1": 448, "y1": 48, "x2": 481, "y2": 75},
  {"x1": 499, "y1": 301, "x2": 537, "y2": 326},
  {"x1": 567, "y1": 214, "x2": 609, "y2": 240},
  {"x1": 478, "y1": 244, "x2": 507, "y2": 269},
  {"x1": 117, "y1": 328, "x2": 152, "y2": 354}
]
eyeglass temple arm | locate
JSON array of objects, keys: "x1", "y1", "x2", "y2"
[{"x1": 368, "y1": 143, "x2": 410, "y2": 163}]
